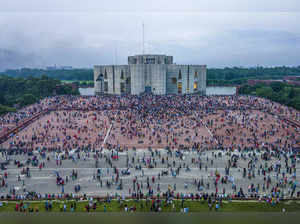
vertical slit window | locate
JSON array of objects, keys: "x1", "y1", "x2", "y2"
[{"x1": 178, "y1": 70, "x2": 182, "y2": 80}]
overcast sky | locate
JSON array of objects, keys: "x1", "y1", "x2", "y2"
[{"x1": 0, "y1": 0, "x2": 299, "y2": 70}]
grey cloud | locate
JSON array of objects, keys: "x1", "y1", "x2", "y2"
[
  {"x1": 1, "y1": 0, "x2": 300, "y2": 12},
  {"x1": 0, "y1": 11, "x2": 299, "y2": 70}
]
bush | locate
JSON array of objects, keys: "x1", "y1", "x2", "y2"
[
  {"x1": 17, "y1": 94, "x2": 38, "y2": 107},
  {"x1": 0, "y1": 104, "x2": 16, "y2": 115}
]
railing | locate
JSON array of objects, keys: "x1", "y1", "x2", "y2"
[{"x1": 0, "y1": 109, "x2": 54, "y2": 145}]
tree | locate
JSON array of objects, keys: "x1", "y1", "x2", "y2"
[
  {"x1": 287, "y1": 96, "x2": 300, "y2": 110},
  {"x1": 0, "y1": 105, "x2": 16, "y2": 115},
  {"x1": 288, "y1": 87, "x2": 296, "y2": 99},
  {"x1": 0, "y1": 94, "x2": 6, "y2": 105},
  {"x1": 256, "y1": 87, "x2": 273, "y2": 99},
  {"x1": 270, "y1": 82, "x2": 285, "y2": 92},
  {"x1": 17, "y1": 94, "x2": 37, "y2": 107}
]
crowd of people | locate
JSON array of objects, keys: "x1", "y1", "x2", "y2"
[
  {"x1": 1, "y1": 94, "x2": 299, "y2": 152},
  {"x1": 0, "y1": 94, "x2": 299, "y2": 202},
  {"x1": 0, "y1": 147, "x2": 299, "y2": 202}
]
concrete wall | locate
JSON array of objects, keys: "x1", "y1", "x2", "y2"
[
  {"x1": 166, "y1": 64, "x2": 179, "y2": 94},
  {"x1": 187, "y1": 65, "x2": 206, "y2": 94},
  {"x1": 201, "y1": 65, "x2": 207, "y2": 95},
  {"x1": 129, "y1": 64, "x2": 167, "y2": 95},
  {"x1": 94, "y1": 65, "x2": 114, "y2": 94},
  {"x1": 94, "y1": 65, "x2": 130, "y2": 95},
  {"x1": 128, "y1": 54, "x2": 173, "y2": 65},
  {"x1": 94, "y1": 55, "x2": 206, "y2": 95},
  {"x1": 94, "y1": 66, "x2": 101, "y2": 94},
  {"x1": 166, "y1": 65, "x2": 189, "y2": 94},
  {"x1": 150, "y1": 64, "x2": 166, "y2": 95},
  {"x1": 166, "y1": 65, "x2": 207, "y2": 95},
  {"x1": 113, "y1": 65, "x2": 129, "y2": 94},
  {"x1": 179, "y1": 65, "x2": 188, "y2": 94},
  {"x1": 130, "y1": 64, "x2": 145, "y2": 95},
  {"x1": 104, "y1": 66, "x2": 114, "y2": 94}
]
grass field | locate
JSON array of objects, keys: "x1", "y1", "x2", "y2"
[{"x1": 0, "y1": 200, "x2": 300, "y2": 213}]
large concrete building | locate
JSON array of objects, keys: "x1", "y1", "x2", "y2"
[{"x1": 94, "y1": 54, "x2": 206, "y2": 95}]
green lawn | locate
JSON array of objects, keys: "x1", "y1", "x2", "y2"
[{"x1": 0, "y1": 200, "x2": 300, "y2": 213}]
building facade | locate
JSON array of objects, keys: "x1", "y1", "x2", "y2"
[{"x1": 94, "y1": 54, "x2": 206, "y2": 95}]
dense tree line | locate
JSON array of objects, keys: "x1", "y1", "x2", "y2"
[
  {"x1": 239, "y1": 82, "x2": 300, "y2": 110},
  {"x1": 0, "y1": 75, "x2": 79, "y2": 115},
  {"x1": 1, "y1": 68, "x2": 93, "y2": 81},
  {"x1": 207, "y1": 66, "x2": 300, "y2": 86},
  {"x1": 2, "y1": 66, "x2": 300, "y2": 85}
]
